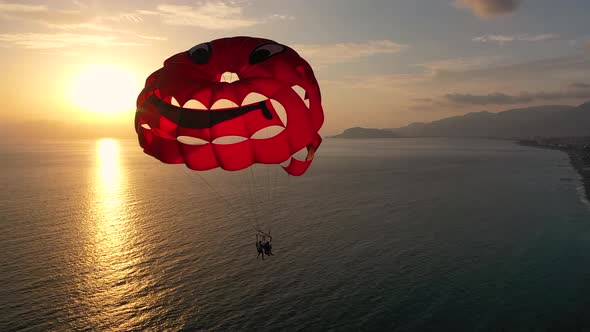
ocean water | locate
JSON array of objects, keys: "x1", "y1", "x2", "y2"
[{"x1": 1, "y1": 137, "x2": 590, "y2": 331}]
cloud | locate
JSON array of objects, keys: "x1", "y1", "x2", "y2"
[
  {"x1": 0, "y1": 1, "x2": 286, "y2": 45},
  {"x1": 329, "y1": 55, "x2": 590, "y2": 114},
  {"x1": 150, "y1": 2, "x2": 262, "y2": 29},
  {"x1": 0, "y1": 2, "x2": 47, "y2": 13},
  {"x1": 0, "y1": 32, "x2": 147, "y2": 49},
  {"x1": 0, "y1": 2, "x2": 88, "y2": 25},
  {"x1": 0, "y1": 2, "x2": 165, "y2": 48},
  {"x1": 425, "y1": 56, "x2": 590, "y2": 87},
  {"x1": 294, "y1": 40, "x2": 406, "y2": 66},
  {"x1": 417, "y1": 55, "x2": 508, "y2": 74},
  {"x1": 270, "y1": 14, "x2": 295, "y2": 21},
  {"x1": 473, "y1": 33, "x2": 559, "y2": 45},
  {"x1": 445, "y1": 87, "x2": 590, "y2": 105},
  {"x1": 44, "y1": 19, "x2": 164, "y2": 41},
  {"x1": 570, "y1": 82, "x2": 590, "y2": 89},
  {"x1": 453, "y1": 0, "x2": 522, "y2": 18}
]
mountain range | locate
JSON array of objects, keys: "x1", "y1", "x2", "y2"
[{"x1": 332, "y1": 101, "x2": 590, "y2": 139}]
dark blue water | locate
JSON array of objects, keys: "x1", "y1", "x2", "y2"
[{"x1": 1, "y1": 138, "x2": 589, "y2": 331}]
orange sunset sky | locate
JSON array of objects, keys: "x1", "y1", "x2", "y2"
[{"x1": 1, "y1": 0, "x2": 590, "y2": 138}]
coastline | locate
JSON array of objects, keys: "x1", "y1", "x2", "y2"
[{"x1": 518, "y1": 138, "x2": 590, "y2": 202}]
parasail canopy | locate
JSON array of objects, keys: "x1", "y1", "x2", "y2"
[{"x1": 135, "y1": 36, "x2": 324, "y2": 176}]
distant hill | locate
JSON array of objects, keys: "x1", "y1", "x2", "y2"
[
  {"x1": 332, "y1": 101, "x2": 590, "y2": 139},
  {"x1": 331, "y1": 127, "x2": 401, "y2": 138}
]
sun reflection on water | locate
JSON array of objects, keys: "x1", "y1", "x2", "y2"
[
  {"x1": 94, "y1": 138, "x2": 127, "y2": 248},
  {"x1": 97, "y1": 138, "x2": 121, "y2": 193},
  {"x1": 78, "y1": 138, "x2": 156, "y2": 329}
]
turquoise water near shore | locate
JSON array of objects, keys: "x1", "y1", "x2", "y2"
[{"x1": 1, "y1": 138, "x2": 590, "y2": 331}]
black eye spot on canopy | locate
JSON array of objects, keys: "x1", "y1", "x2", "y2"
[
  {"x1": 250, "y1": 43, "x2": 285, "y2": 64},
  {"x1": 188, "y1": 42, "x2": 212, "y2": 64}
]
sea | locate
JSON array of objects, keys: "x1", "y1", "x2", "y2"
[{"x1": 1, "y1": 137, "x2": 590, "y2": 331}]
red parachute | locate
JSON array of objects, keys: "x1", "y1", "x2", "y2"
[{"x1": 135, "y1": 36, "x2": 324, "y2": 176}]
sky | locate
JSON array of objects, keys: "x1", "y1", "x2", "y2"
[{"x1": 1, "y1": 0, "x2": 590, "y2": 137}]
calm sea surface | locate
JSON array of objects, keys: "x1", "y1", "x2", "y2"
[{"x1": 1, "y1": 138, "x2": 590, "y2": 331}]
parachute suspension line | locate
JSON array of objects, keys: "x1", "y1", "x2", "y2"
[
  {"x1": 170, "y1": 103, "x2": 245, "y2": 224},
  {"x1": 247, "y1": 166, "x2": 262, "y2": 230},
  {"x1": 178, "y1": 166, "x2": 255, "y2": 226},
  {"x1": 175, "y1": 104, "x2": 256, "y2": 229},
  {"x1": 263, "y1": 165, "x2": 280, "y2": 228},
  {"x1": 245, "y1": 168, "x2": 263, "y2": 232},
  {"x1": 267, "y1": 165, "x2": 273, "y2": 214},
  {"x1": 269, "y1": 169, "x2": 276, "y2": 216},
  {"x1": 170, "y1": 103, "x2": 244, "y2": 225},
  {"x1": 267, "y1": 164, "x2": 281, "y2": 224}
]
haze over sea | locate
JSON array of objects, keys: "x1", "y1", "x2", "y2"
[{"x1": 2, "y1": 138, "x2": 590, "y2": 331}]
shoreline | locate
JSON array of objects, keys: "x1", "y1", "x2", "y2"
[{"x1": 517, "y1": 139, "x2": 590, "y2": 202}]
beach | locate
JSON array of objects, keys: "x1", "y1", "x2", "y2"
[{"x1": 518, "y1": 137, "x2": 590, "y2": 202}]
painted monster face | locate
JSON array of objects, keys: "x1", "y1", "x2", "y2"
[{"x1": 135, "y1": 36, "x2": 324, "y2": 176}]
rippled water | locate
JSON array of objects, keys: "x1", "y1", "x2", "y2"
[{"x1": 2, "y1": 138, "x2": 590, "y2": 331}]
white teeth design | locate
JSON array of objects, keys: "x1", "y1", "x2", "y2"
[
  {"x1": 177, "y1": 136, "x2": 209, "y2": 145},
  {"x1": 183, "y1": 99, "x2": 207, "y2": 110},
  {"x1": 241, "y1": 92, "x2": 268, "y2": 106},
  {"x1": 212, "y1": 136, "x2": 247, "y2": 144},
  {"x1": 270, "y1": 99, "x2": 288, "y2": 126},
  {"x1": 251, "y1": 126, "x2": 285, "y2": 140},
  {"x1": 292, "y1": 85, "x2": 306, "y2": 99},
  {"x1": 220, "y1": 71, "x2": 240, "y2": 83},
  {"x1": 173, "y1": 92, "x2": 292, "y2": 147},
  {"x1": 171, "y1": 97, "x2": 180, "y2": 107},
  {"x1": 140, "y1": 123, "x2": 151, "y2": 130},
  {"x1": 210, "y1": 98, "x2": 239, "y2": 110},
  {"x1": 292, "y1": 85, "x2": 306, "y2": 98},
  {"x1": 293, "y1": 146, "x2": 308, "y2": 161},
  {"x1": 291, "y1": 85, "x2": 309, "y2": 109}
]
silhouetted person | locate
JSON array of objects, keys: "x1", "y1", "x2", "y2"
[
  {"x1": 263, "y1": 241, "x2": 273, "y2": 256},
  {"x1": 256, "y1": 240, "x2": 264, "y2": 260}
]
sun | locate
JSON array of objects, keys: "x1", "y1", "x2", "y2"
[{"x1": 70, "y1": 64, "x2": 141, "y2": 114}]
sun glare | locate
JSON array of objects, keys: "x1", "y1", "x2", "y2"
[
  {"x1": 70, "y1": 64, "x2": 140, "y2": 114},
  {"x1": 97, "y1": 138, "x2": 121, "y2": 188}
]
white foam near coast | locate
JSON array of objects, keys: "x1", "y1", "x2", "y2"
[{"x1": 576, "y1": 183, "x2": 590, "y2": 210}]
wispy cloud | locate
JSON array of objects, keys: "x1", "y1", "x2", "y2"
[
  {"x1": 0, "y1": 0, "x2": 296, "y2": 49},
  {"x1": 473, "y1": 33, "x2": 559, "y2": 45},
  {"x1": 422, "y1": 56, "x2": 590, "y2": 88},
  {"x1": 324, "y1": 54, "x2": 590, "y2": 115},
  {"x1": 0, "y1": 32, "x2": 147, "y2": 49},
  {"x1": 416, "y1": 55, "x2": 508, "y2": 74},
  {"x1": 413, "y1": 98, "x2": 433, "y2": 103},
  {"x1": 445, "y1": 86, "x2": 590, "y2": 105},
  {"x1": 147, "y1": 2, "x2": 263, "y2": 29},
  {"x1": 453, "y1": 0, "x2": 522, "y2": 18},
  {"x1": 570, "y1": 82, "x2": 590, "y2": 89},
  {"x1": 0, "y1": 2, "x2": 87, "y2": 25},
  {"x1": 294, "y1": 40, "x2": 406, "y2": 66},
  {"x1": 0, "y1": 2, "x2": 165, "y2": 49},
  {"x1": 270, "y1": 14, "x2": 295, "y2": 21},
  {"x1": 0, "y1": 2, "x2": 47, "y2": 13},
  {"x1": 44, "y1": 18, "x2": 165, "y2": 42}
]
